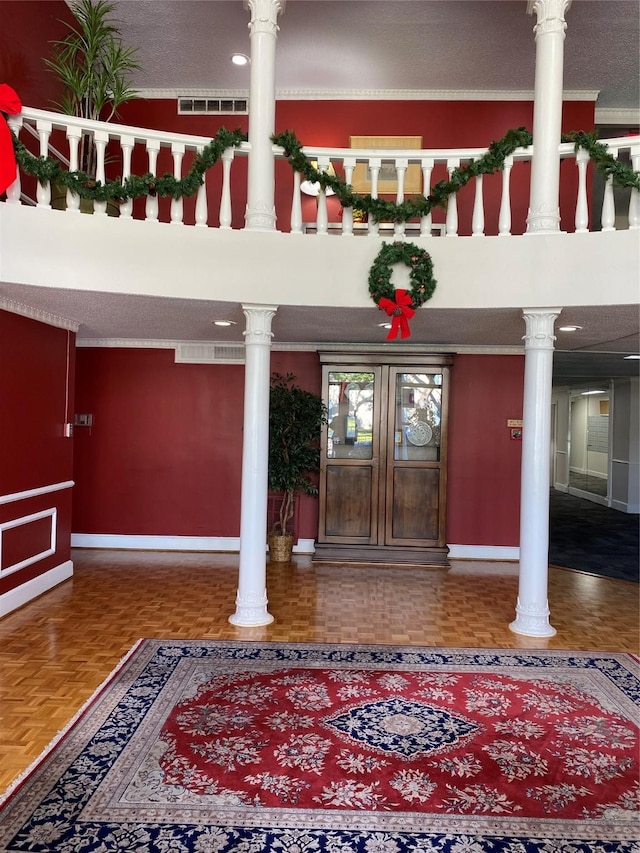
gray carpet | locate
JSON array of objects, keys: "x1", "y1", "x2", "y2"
[{"x1": 548, "y1": 489, "x2": 639, "y2": 582}]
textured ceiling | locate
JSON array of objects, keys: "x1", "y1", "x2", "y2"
[
  {"x1": 115, "y1": 0, "x2": 640, "y2": 111},
  {"x1": 1, "y1": 283, "x2": 638, "y2": 384}
]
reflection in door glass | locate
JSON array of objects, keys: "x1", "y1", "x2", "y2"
[
  {"x1": 394, "y1": 373, "x2": 441, "y2": 461},
  {"x1": 327, "y1": 372, "x2": 374, "y2": 459}
]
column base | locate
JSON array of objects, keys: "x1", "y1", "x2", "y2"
[
  {"x1": 509, "y1": 598, "x2": 556, "y2": 637},
  {"x1": 229, "y1": 590, "x2": 274, "y2": 626}
]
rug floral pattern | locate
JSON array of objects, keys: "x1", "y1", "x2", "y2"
[{"x1": 0, "y1": 642, "x2": 638, "y2": 852}]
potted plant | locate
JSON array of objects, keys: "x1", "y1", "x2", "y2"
[
  {"x1": 268, "y1": 373, "x2": 327, "y2": 562},
  {"x1": 44, "y1": 0, "x2": 141, "y2": 205}
]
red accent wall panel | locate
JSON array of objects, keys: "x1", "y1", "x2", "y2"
[
  {"x1": 72, "y1": 348, "x2": 322, "y2": 540},
  {"x1": 447, "y1": 354, "x2": 525, "y2": 546},
  {"x1": 0, "y1": 310, "x2": 74, "y2": 594}
]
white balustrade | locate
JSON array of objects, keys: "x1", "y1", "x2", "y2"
[{"x1": 6, "y1": 107, "x2": 639, "y2": 239}]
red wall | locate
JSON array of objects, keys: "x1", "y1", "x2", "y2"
[
  {"x1": 72, "y1": 348, "x2": 322, "y2": 539},
  {"x1": 447, "y1": 354, "x2": 525, "y2": 546},
  {"x1": 0, "y1": 310, "x2": 74, "y2": 594},
  {"x1": 73, "y1": 349, "x2": 523, "y2": 547}
]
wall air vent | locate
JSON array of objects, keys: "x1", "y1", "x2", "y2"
[
  {"x1": 175, "y1": 344, "x2": 245, "y2": 365},
  {"x1": 178, "y1": 97, "x2": 248, "y2": 115}
]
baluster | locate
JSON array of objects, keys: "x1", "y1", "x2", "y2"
[
  {"x1": 601, "y1": 175, "x2": 615, "y2": 232},
  {"x1": 394, "y1": 158, "x2": 407, "y2": 237},
  {"x1": 629, "y1": 145, "x2": 640, "y2": 230},
  {"x1": 420, "y1": 158, "x2": 434, "y2": 236},
  {"x1": 315, "y1": 156, "x2": 332, "y2": 236},
  {"x1": 170, "y1": 143, "x2": 185, "y2": 225},
  {"x1": 342, "y1": 158, "x2": 356, "y2": 236},
  {"x1": 498, "y1": 155, "x2": 513, "y2": 236},
  {"x1": 5, "y1": 114, "x2": 23, "y2": 204},
  {"x1": 290, "y1": 170, "x2": 302, "y2": 234},
  {"x1": 574, "y1": 148, "x2": 589, "y2": 233},
  {"x1": 445, "y1": 158, "x2": 459, "y2": 237},
  {"x1": 194, "y1": 145, "x2": 208, "y2": 227},
  {"x1": 145, "y1": 140, "x2": 160, "y2": 223},
  {"x1": 219, "y1": 148, "x2": 234, "y2": 229},
  {"x1": 119, "y1": 135, "x2": 134, "y2": 219},
  {"x1": 368, "y1": 157, "x2": 380, "y2": 236},
  {"x1": 472, "y1": 172, "x2": 485, "y2": 236},
  {"x1": 65, "y1": 126, "x2": 81, "y2": 213},
  {"x1": 93, "y1": 129, "x2": 108, "y2": 216},
  {"x1": 36, "y1": 120, "x2": 52, "y2": 207}
]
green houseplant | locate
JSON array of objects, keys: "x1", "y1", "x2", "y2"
[
  {"x1": 268, "y1": 373, "x2": 327, "y2": 562},
  {"x1": 44, "y1": 0, "x2": 141, "y2": 183}
]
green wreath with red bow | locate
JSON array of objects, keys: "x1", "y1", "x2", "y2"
[{"x1": 369, "y1": 241, "x2": 436, "y2": 340}]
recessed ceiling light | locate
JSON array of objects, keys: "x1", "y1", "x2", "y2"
[
  {"x1": 623, "y1": 354, "x2": 640, "y2": 360},
  {"x1": 558, "y1": 325, "x2": 583, "y2": 332},
  {"x1": 213, "y1": 320, "x2": 236, "y2": 327},
  {"x1": 378, "y1": 322, "x2": 392, "y2": 329},
  {"x1": 231, "y1": 53, "x2": 250, "y2": 66},
  {"x1": 581, "y1": 389, "x2": 607, "y2": 395}
]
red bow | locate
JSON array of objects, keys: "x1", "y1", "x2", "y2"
[
  {"x1": 378, "y1": 289, "x2": 416, "y2": 340},
  {"x1": 0, "y1": 84, "x2": 22, "y2": 196}
]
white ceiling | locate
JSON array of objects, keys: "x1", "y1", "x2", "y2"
[{"x1": 117, "y1": 0, "x2": 639, "y2": 112}]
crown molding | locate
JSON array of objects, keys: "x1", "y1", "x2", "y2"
[
  {"x1": 137, "y1": 87, "x2": 599, "y2": 103},
  {"x1": 76, "y1": 337, "x2": 524, "y2": 355},
  {"x1": 0, "y1": 297, "x2": 80, "y2": 332},
  {"x1": 594, "y1": 107, "x2": 640, "y2": 127}
]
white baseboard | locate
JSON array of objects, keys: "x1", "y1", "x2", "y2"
[
  {"x1": 447, "y1": 545, "x2": 519, "y2": 561},
  {"x1": 0, "y1": 560, "x2": 73, "y2": 617},
  {"x1": 610, "y1": 499, "x2": 640, "y2": 514},
  {"x1": 71, "y1": 534, "x2": 316, "y2": 554}
]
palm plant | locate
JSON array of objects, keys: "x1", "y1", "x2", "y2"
[{"x1": 44, "y1": 0, "x2": 140, "y2": 176}]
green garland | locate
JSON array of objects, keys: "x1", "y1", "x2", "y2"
[
  {"x1": 11, "y1": 127, "x2": 246, "y2": 202},
  {"x1": 272, "y1": 127, "x2": 640, "y2": 226},
  {"x1": 369, "y1": 241, "x2": 435, "y2": 309}
]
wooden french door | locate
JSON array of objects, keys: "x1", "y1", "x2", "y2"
[{"x1": 315, "y1": 354, "x2": 451, "y2": 566}]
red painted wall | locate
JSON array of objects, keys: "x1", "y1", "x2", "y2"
[
  {"x1": 0, "y1": 310, "x2": 74, "y2": 594},
  {"x1": 73, "y1": 348, "x2": 523, "y2": 547},
  {"x1": 72, "y1": 348, "x2": 322, "y2": 539},
  {"x1": 447, "y1": 354, "x2": 525, "y2": 546}
]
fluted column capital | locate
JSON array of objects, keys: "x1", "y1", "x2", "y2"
[
  {"x1": 243, "y1": 0, "x2": 286, "y2": 35},
  {"x1": 242, "y1": 304, "x2": 278, "y2": 345},
  {"x1": 521, "y1": 308, "x2": 562, "y2": 349},
  {"x1": 527, "y1": 0, "x2": 571, "y2": 36}
]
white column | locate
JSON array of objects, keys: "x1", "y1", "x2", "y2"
[
  {"x1": 525, "y1": 0, "x2": 572, "y2": 234},
  {"x1": 229, "y1": 304, "x2": 278, "y2": 627},
  {"x1": 244, "y1": 0, "x2": 285, "y2": 231},
  {"x1": 510, "y1": 308, "x2": 561, "y2": 637}
]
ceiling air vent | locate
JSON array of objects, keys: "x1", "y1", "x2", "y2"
[
  {"x1": 178, "y1": 97, "x2": 248, "y2": 115},
  {"x1": 175, "y1": 344, "x2": 245, "y2": 365}
]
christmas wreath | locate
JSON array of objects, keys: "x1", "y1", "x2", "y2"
[{"x1": 369, "y1": 241, "x2": 436, "y2": 340}]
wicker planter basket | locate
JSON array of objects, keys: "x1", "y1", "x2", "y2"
[{"x1": 268, "y1": 533, "x2": 294, "y2": 563}]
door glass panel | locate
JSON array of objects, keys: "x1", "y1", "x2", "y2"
[
  {"x1": 394, "y1": 373, "x2": 441, "y2": 461},
  {"x1": 327, "y1": 372, "x2": 375, "y2": 459}
]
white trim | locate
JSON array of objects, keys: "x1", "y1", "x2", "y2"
[
  {"x1": 0, "y1": 509, "x2": 57, "y2": 577},
  {"x1": 0, "y1": 480, "x2": 74, "y2": 506},
  {"x1": 137, "y1": 87, "x2": 598, "y2": 103},
  {"x1": 610, "y1": 499, "x2": 640, "y2": 514},
  {"x1": 71, "y1": 534, "x2": 315, "y2": 554},
  {"x1": 0, "y1": 297, "x2": 80, "y2": 332},
  {"x1": 595, "y1": 108, "x2": 640, "y2": 127},
  {"x1": 447, "y1": 545, "x2": 520, "y2": 561},
  {"x1": 76, "y1": 338, "x2": 525, "y2": 356},
  {"x1": 0, "y1": 560, "x2": 73, "y2": 618}
]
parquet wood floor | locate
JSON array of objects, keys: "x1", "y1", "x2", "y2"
[{"x1": 0, "y1": 549, "x2": 637, "y2": 796}]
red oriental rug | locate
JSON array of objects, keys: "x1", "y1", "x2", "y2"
[{"x1": 0, "y1": 641, "x2": 638, "y2": 852}]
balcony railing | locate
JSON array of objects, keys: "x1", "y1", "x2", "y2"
[{"x1": 6, "y1": 107, "x2": 640, "y2": 237}]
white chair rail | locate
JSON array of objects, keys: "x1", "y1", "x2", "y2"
[{"x1": 6, "y1": 107, "x2": 639, "y2": 237}]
